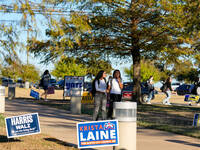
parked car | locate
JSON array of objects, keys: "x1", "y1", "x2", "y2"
[
  {"x1": 83, "y1": 82, "x2": 92, "y2": 91},
  {"x1": 171, "y1": 82, "x2": 181, "y2": 91},
  {"x1": 16, "y1": 79, "x2": 25, "y2": 88},
  {"x1": 55, "y1": 79, "x2": 64, "y2": 89},
  {"x1": 1, "y1": 78, "x2": 14, "y2": 87},
  {"x1": 122, "y1": 82, "x2": 157, "y2": 102},
  {"x1": 49, "y1": 79, "x2": 57, "y2": 87},
  {"x1": 176, "y1": 84, "x2": 192, "y2": 95}
]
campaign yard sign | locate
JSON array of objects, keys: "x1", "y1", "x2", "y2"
[
  {"x1": 77, "y1": 120, "x2": 119, "y2": 149},
  {"x1": 5, "y1": 113, "x2": 41, "y2": 138},
  {"x1": 193, "y1": 113, "x2": 200, "y2": 127},
  {"x1": 64, "y1": 76, "x2": 84, "y2": 97}
]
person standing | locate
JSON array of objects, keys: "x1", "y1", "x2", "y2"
[
  {"x1": 107, "y1": 70, "x2": 123, "y2": 119},
  {"x1": 162, "y1": 76, "x2": 173, "y2": 105},
  {"x1": 40, "y1": 70, "x2": 51, "y2": 101},
  {"x1": 146, "y1": 76, "x2": 154, "y2": 104},
  {"x1": 92, "y1": 70, "x2": 108, "y2": 121}
]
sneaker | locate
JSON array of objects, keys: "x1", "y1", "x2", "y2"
[{"x1": 165, "y1": 103, "x2": 171, "y2": 105}]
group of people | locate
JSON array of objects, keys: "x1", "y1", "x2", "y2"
[
  {"x1": 146, "y1": 76, "x2": 175, "y2": 105},
  {"x1": 92, "y1": 71, "x2": 177, "y2": 121},
  {"x1": 40, "y1": 69, "x2": 176, "y2": 120},
  {"x1": 92, "y1": 69, "x2": 123, "y2": 121}
]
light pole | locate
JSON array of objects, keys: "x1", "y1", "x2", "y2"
[{"x1": 26, "y1": 24, "x2": 32, "y2": 65}]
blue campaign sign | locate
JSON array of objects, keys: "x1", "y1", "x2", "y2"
[
  {"x1": 64, "y1": 76, "x2": 84, "y2": 97},
  {"x1": 193, "y1": 113, "x2": 200, "y2": 127},
  {"x1": 77, "y1": 120, "x2": 119, "y2": 149},
  {"x1": 5, "y1": 113, "x2": 41, "y2": 138}
]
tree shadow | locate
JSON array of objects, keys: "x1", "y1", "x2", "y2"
[
  {"x1": 166, "y1": 139, "x2": 200, "y2": 147},
  {"x1": 44, "y1": 138, "x2": 97, "y2": 150},
  {"x1": 0, "y1": 135, "x2": 21, "y2": 143}
]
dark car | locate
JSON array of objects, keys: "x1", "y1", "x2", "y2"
[
  {"x1": 49, "y1": 79, "x2": 57, "y2": 87},
  {"x1": 55, "y1": 79, "x2": 64, "y2": 89},
  {"x1": 1, "y1": 78, "x2": 14, "y2": 87},
  {"x1": 16, "y1": 79, "x2": 25, "y2": 88},
  {"x1": 122, "y1": 82, "x2": 157, "y2": 102},
  {"x1": 176, "y1": 84, "x2": 192, "y2": 95},
  {"x1": 83, "y1": 82, "x2": 92, "y2": 91}
]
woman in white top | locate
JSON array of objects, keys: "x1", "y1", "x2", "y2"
[
  {"x1": 107, "y1": 70, "x2": 123, "y2": 119},
  {"x1": 92, "y1": 70, "x2": 108, "y2": 121}
]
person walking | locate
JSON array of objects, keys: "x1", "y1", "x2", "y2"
[
  {"x1": 162, "y1": 76, "x2": 173, "y2": 105},
  {"x1": 92, "y1": 70, "x2": 108, "y2": 121},
  {"x1": 40, "y1": 70, "x2": 51, "y2": 101},
  {"x1": 107, "y1": 70, "x2": 123, "y2": 119},
  {"x1": 146, "y1": 76, "x2": 154, "y2": 104}
]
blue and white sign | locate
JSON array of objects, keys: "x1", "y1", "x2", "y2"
[
  {"x1": 5, "y1": 113, "x2": 41, "y2": 138},
  {"x1": 193, "y1": 113, "x2": 200, "y2": 127},
  {"x1": 64, "y1": 76, "x2": 84, "y2": 97},
  {"x1": 77, "y1": 120, "x2": 119, "y2": 149}
]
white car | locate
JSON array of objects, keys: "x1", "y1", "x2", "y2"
[{"x1": 171, "y1": 82, "x2": 181, "y2": 91}]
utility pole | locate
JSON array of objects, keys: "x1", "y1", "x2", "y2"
[{"x1": 26, "y1": 24, "x2": 32, "y2": 65}]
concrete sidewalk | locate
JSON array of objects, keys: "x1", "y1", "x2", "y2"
[{"x1": 4, "y1": 99, "x2": 200, "y2": 150}]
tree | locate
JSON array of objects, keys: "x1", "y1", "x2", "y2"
[
  {"x1": 124, "y1": 59, "x2": 164, "y2": 82},
  {"x1": 26, "y1": 1, "x2": 200, "y2": 103},
  {"x1": 51, "y1": 56, "x2": 87, "y2": 79},
  {"x1": 20, "y1": 64, "x2": 40, "y2": 82},
  {"x1": 1, "y1": 64, "x2": 40, "y2": 82},
  {"x1": 51, "y1": 56, "x2": 112, "y2": 79}
]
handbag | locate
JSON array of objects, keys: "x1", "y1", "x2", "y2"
[{"x1": 47, "y1": 86, "x2": 55, "y2": 94}]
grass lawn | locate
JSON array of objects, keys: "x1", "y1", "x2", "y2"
[
  {"x1": 137, "y1": 104, "x2": 200, "y2": 138},
  {"x1": 0, "y1": 114, "x2": 78, "y2": 150}
]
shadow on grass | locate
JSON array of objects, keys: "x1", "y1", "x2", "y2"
[
  {"x1": 44, "y1": 138, "x2": 97, "y2": 150},
  {"x1": 0, "y1": 135, "x2": 21, "y2": 143},
  {"x1": 166, "y1": 139, "x2": 200, "y2": 147}
]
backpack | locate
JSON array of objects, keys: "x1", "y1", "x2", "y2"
[
  {"x1": 91, "y1": 78, "x2": 107, "y2": 97},
  {"x1": 91, "y1": 80, "x2": 96, "y2": 97}
]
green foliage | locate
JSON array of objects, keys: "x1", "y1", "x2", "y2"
[
  {"x1": 51, "y1": 56, "x2": 87, "y2": 79},
  {"x1": 172, "y1": 59, "x2": 199, "y2": 83},
  {"x1": 52, "y1": 56, "x2": 112, "y2": 79},
  {"x1": 20, "y1": 64, "x2": 40, "y2": 82},
  {"x1": 124, "y1": 59, "x2": 163, "y2": 82},
  {"x1": 1, "y1": 64, "x2": 40, "y2": 82}
]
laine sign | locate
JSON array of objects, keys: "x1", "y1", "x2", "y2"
[
  {"x1": 77, "y1": 120, "x2": 119, "y2": 149},
  {"x1": 5, "y1": 113, "x2": 41, "y2": 138}
]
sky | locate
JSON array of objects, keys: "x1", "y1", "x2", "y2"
[{"x1": 0, "y1": 4, "x2": 132, "y2": 82}]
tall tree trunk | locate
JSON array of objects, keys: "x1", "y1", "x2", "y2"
[
  {"x1": 131, "y1": 49, "x2": 141, "y2": 104},
  {"x1": 131, "y1": 14, "x2": 141, "y2": 104}
]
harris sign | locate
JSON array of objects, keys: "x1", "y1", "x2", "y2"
[{"x1": 5, "y1": 113, "x2": 41, "y2": 138}]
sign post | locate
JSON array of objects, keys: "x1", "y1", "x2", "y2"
[
  {"x1": 77, "y1": 120, "x2": 119, "y2": 149},
  {"x1": 5, "y1": 113, "x2": 41, "y2": 138},
  {"x1": 64, "y1": 76, "x2": 84, "y2": 114}
]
